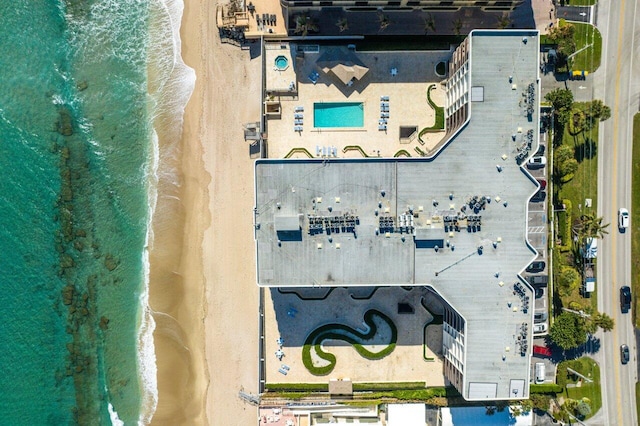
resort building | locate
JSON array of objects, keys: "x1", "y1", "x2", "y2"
[
  {"x1": 280, "y1": 0, "x2": 522, "y2": 11},
  {"x1": 254, "y1": 30, "x2": 540, "y2": 401}
]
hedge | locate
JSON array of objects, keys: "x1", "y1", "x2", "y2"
[
  {"x1": 302, "y1": 309, "x2": 398, "y2": 375},
  {"x1": 394, "y1": 150, "x2": 411, "y2": 157},
  {"x1": 284, "y1": 147, "x2": 313, "y2": 158},
  {"x1": 342, "y1": 145, "x2": 369, "y2": 157},
  {"x1": 530, "y1": 383, "x2": 563, "y2": 394},
  {"x1": 418, "y1": 84, "x2": 445, "y2": 143}
]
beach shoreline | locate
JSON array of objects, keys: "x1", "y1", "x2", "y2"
[{"x1": 149, "y1": 0, "x2": 262, "y2": 424}]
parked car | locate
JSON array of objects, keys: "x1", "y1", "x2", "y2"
[
  {"x1": 621, "y1": 344, "x2": 630, "y2": 364},
  {"x1": 530, "y1": 190, "x2": 546, "y2": 203},
  {"x1": 534, "y1": 312, "x2": 548, "y2": 323},
  {"x1": 533, "y1": 345, "x2": 552, "y2": 357},
  {"x1": 527, "y1": 275, "x2": 548, "y2": 286},
  {"x1": 535, "y1": 362, "x2": 546, "y2": 383},
  {"x1": 533, "y1": 323, "x2": 547, "y2": 334},
  {"x1": 535, "y1": 144, "x2": 545, "y2": 156},
  {"x1": 527, "y1": 156, "x2": 546, "y2": 169},
  {"x1": 526, "y1": 261, "x2": 546, "y2": 273},
  {"x1": 537, "y1": 178, "x2": 547, "y2": 190},
  {"x1": 620, "y1": 286, "x2": 632, "y2": 313},
  {"x1": 535, "y1": 287, "x2": 544, "y2": 299},
  {"x1": 618, "y1": 208, "x2": 630, "y2": 230}
]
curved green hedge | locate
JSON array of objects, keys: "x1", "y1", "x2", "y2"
[
  {"x1": 284, "y1": 147, "x2": 313, "y2": 158},
  {"x1": 302, "y1": 309, "x2": 397, "y2": 375},
  {"x1": 342, "y1": 145, "x2": 369, "y2": 157},
  {"x1": 418, "y1": 84, "x2": 445, "y2": 143},
  {"x1": 394, "y1": 149, "x2": 411, "y2": 157}
]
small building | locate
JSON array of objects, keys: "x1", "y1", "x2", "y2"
[{"x1": 387, "y1": 404, "x2": 426, "y2": 426}]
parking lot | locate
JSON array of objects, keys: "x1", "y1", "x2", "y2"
[{"x1": 524, "y1": 112, "x2": 550, "y2": 337}]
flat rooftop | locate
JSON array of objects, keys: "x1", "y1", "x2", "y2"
[{"x1": 255, "y1": 30, "x2": 541, "y2": 400}]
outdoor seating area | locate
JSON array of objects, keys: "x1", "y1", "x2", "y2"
[
  {"x1": 264, "y1": 44, "x2": 451, "y2": 158},
  {"x1": 379, "y1": 96, "x2": 390, "y2": 131}
]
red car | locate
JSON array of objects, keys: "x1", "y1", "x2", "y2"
[
  {"x1": 533, "y1": 345, "x2": 552, "y2": 357},
  {"x1": 537, "y1": 179, "x2": 547, "y2": 190}
]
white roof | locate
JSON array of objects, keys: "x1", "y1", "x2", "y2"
[{"x1": 387, "y1": 404, "x2": 425, "y2": 426}]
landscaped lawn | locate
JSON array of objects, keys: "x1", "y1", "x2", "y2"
[
  {"x1": 631, "y1": 113, "x2": 640, "y2": 327},
  {"x1": 570, "y1": 23, "x2": 602, "y2": 72},
  {"x1": 557, "y1": 357, "x2": 602, "y2": 420},
  {"x1": 554, "y1": 106, "x2": 599, "y2": 310}
]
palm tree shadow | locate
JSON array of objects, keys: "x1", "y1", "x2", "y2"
[{"x1": 574, "y1": 137, "x2": 597, "y2": 163}]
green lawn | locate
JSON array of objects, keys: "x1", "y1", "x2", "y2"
[
  {"x1": 557, "y1": 357, "x2": 602, "y2": 420},
  {"x1": 567, "y1": 0, "x2": 596, "y2": 5},
  {"x1": 554, "y1": 110, "x2": 599, "y2": 311},
  {"x1": 570, "y1": 23, "x2": 602, "y2": 72},
  {"x1": 632, "y1": 113, "x2": 640, "y2": 327}
]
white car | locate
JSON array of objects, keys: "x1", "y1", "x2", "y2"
[
  {"x1": 527, "y1": 156, "x2": 547, "y2": 168},
  {"x1": 533, "y1": 323, "x2": 547, "y2": 334},
  {"x1": 618, "y1": 208, "x2": 630, "y2": 230}
]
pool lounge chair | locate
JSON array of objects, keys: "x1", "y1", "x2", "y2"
[
  {"x1": 379, "y1": 124, "x2": 387, "y2": 131},
  {"x1": 381, "y1": 112, "x2": 389, "y2": 118},
  {"x1": 294, "y1": 119, "x2": 303, "y2": 125},
  {"x1": 380, "y1": 95, "x2": 389, "y2": 101},
  {"x1": 294, "y1": 113, "x2": 303, "y2": 119},
  {"x1": 294, "y1": 126, "x2": 303, "y2": 132},
  {"x1": 294, "y1": 106, "x2": 304, "y2": 112}
]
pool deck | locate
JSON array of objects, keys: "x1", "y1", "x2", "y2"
[{"x1": 264, "y1": 44, "x2": 452, "y2": 159}]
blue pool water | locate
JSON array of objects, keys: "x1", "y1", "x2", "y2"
[
  {"x1": 314, "y1": 102, "x2": 364, "y2": 128},
  {"x1": 275, "y1": 55, "x2": 289, "y2": 70}
]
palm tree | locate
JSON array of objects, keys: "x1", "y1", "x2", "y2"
[
  {"x1": 378, "y1": 12, "x2": 391, "y2": 32},
  {"x1": 294, "y1": 15, "x2": 318, "y2": 37},
  {"x1": 497, "y1": 13, "x2": 511, "y2": 29},
  {"x1": 580, "y1": 214, "x2": 609, "y2": 240},
  {"x1": 423, "y1": 14, "x2": 436, "y2": 35},
  {"x1": 452, "y1": 18, "x2": 463, "y2": 36},
  {"x1": 336, "y1": 17, "x2": 348, "y2": 32}
]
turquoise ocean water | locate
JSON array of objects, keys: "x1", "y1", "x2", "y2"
[{"x1": 0, "y1": 0, "x2": 191, "y2": 423}]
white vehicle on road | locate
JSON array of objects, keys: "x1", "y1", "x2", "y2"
[{"x1": 618, "y1": 208, "x2": 629, "y2": 230}]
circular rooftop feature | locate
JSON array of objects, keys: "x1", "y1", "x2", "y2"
[{"x1": 274, "y1": 55, "x2": 289, "y2": 71}]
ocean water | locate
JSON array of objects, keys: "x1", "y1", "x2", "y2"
[{"x1": 0, "y1": 0, "x2": 194, "y2": 424}]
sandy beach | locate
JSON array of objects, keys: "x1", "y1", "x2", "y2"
[{"x1": 149, "y1": 0, "x2": 262, "y2": 424}]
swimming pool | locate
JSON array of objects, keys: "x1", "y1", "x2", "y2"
[
  {"x1": 314, "y1": 102, "x2": 364, "y2": 128},
  {"x1": 275, "y1": 55, "x2": 289, "y2": 71}
]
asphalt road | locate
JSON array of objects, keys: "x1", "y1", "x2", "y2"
[{"x1": 593, "y1": 0, "x2": 640, "y2": 424}]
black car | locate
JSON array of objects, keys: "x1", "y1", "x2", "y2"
[
  {"x1": 535, "y1": 144, "x2": 546, "y2": 156},
  {"x1": 527, "y1": 275, "x2": 548, "y2": 286},
  {"x1": 526, "y1": 261, "x2": 546, "y2": 273},
  {"x1": 621, "y1": 286, "x2": 632, "y2": 313},
  {"x1": 621, "y1": 344, "x2": 630, "y2": 364},
  {"x1": 530, "y1": 190, "x2": 546, "y2": 203},
  {"x1": 535, "y1": 287, "x2": 544, "y2": 299}
]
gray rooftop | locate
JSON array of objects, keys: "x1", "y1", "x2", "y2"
[{"x1": 254, "y1": 30, "x2": 541, "y2": 400}]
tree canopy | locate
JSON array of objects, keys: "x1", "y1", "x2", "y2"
[
  {"x1": 550, "y1": 312, "x2": 588, "y2": 350},
  {"x1": 545, "y1": 89, "x2": 574, "y2": 125}
]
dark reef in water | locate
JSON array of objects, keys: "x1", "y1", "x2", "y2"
[{"x1": 53, "y1": 105, "x2": 116, "y2": 424}]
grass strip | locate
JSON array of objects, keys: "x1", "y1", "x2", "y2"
[{"x1": 632, "y1": 113, "x2": 640, "y2": 327}]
